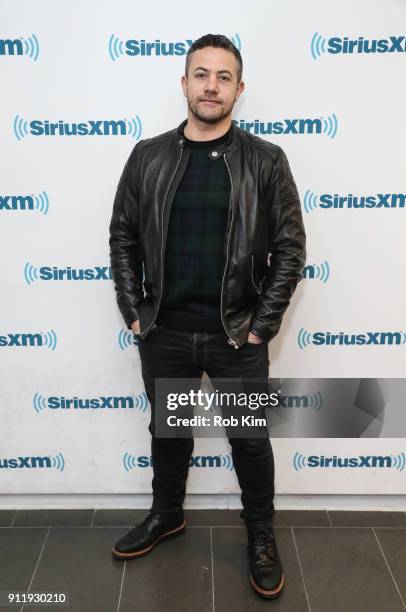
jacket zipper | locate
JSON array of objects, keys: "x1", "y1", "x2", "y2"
[
  {"x1": 222, "y1": 154, "x2": 239, "y2": 349},
  {"x1": 140, "y1": 147, "x2": 184, "y2": 339},
  {"x1": 251, "y1": 254, "x2": 261, "y2": 294}
]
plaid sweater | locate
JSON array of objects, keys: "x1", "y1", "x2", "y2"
[{"x1": 156, "y1": 126, "x2": 232, "y2": 332}]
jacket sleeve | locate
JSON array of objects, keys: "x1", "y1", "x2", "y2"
[
  {"x1": 250, "y1": 146, "x2": 306, "y2": 343},
  {"x1": 109, "y1": 143, "x2": 145, "y2": 329}
]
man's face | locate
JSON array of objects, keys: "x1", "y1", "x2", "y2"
[{"x1": 181, "y1": 46, "x2": 244, "y2": 125}]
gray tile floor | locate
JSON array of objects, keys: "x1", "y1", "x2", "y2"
[{"x1": 1, "y1": 509, "x2": 406, "y2": 612}]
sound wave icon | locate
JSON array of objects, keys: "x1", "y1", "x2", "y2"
[
  {"x1": 21, "y1": 34, "x2": 40, "y2": 61},
  {"x1": 310, "y1": 32, "x2": 327, "y2": 59},
  {"x1": 321, "y1": 113, "x2": 338, "y2": 139},
  {"x1": 24, "y1": 262, "x2": 39, "y2": 285},
  {"x1": 313, "y1": 260, "x2": 330, "y2": 284},
  {"x1": 298, "y1": 328, "x2": 313, "y2": 350},
  {"x1": 118, "y1": 329, "x2": 135, "y2": 350},
  {"x1": 230, "y1": 33, "x2": 241, "y2": 51},
  {"x1": 33, "y1": 392, "x2": 47, "y2": 413},
  {"x1": 391, "y1": 453, "x2": 406, "y2": 471},
  {"x1": 13, "y1": 115, "x2": 29, "y2": 141},
  {"x1": 41, "y1": 330, "x2": 57, "y2": 351},
  {"x1": 133, "y1": 392, "x2": 149, "y2": 413},
  {"x1": 123, "y1": 452, "x2": 138, "y2": 472},
  {"x1": 124, "y1": 116, "x2": 142, "y2": 139},
  {"x1": 221, "y1": 453, "x2": 234, "y2": 471},
  {"x1": 50, "y1": 452, "x2": 65, "y2": 472},
  {"x1": 293, "y1": 452, "x2": 307, "y2": 471},
  {"x1": 303, "y1": 189, "x2": 318, "y2": 213},
  {"x1": 33, "y1": 191, "x2": 49, "y2": 215},
  {"x1": 108, "y1": 34, "x2": 125, "y2": 61},
  {"x1": 308, "y1": 392, "x2": 323, "y2": 412}
]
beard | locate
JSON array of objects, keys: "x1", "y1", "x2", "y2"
[{"x1": 187, "y1": 94, "x2": 236, "y2": 125}]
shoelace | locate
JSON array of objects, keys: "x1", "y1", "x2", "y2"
[{"x1": 249, "y1": 527, "x2": 278, "y2": 565}]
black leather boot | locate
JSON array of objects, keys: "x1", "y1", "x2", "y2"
[
  {"x1": 247, "y1": 522, "x2": 285, "y2": 599},
  {"x1": 112, "y1": 510, "x2": 186, "y2": 559}
]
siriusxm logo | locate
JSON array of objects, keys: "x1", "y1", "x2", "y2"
[
  {"x1": 0, "y1": 35, "x2": 39, "y2": 61},
  {"x1": 0, "y1": 453, "x2": 65, "y2": 471},
  {"x1": 298, "y1": 328, "x2": 406, "y2": 349},
  {"x1": 24, "y1": 263, "x2": 112, "y2": 284},
  {"x1": 33, "y1": 392, "x2": 149, "y2": 413},
  {"x1": 278, "y1": 393, "x2": 322, "y2": 411},
  {"x1": 233, "y1": 114, "x2": 338, "y2": 139},
  {"x1": 0, "y1": 330, "x2": 57, "y2": 350},
  {"x1": 0, "y1": 192, "x2": 49, "y2": 214},
  {"x1": 302, "y1": 261, "x2": 330, "y2": 284},
  {"x1": 13, "y1": 115, "x2": 142, "y2": 141},
  {"x1": 311, "y1": 33, "x2": 406, "y2": 59},
  {"x1": 108, "y1": 33, "x2": 241, "y2": 61},
  {"x1": 304, "y1": 190, "x2": 406, "y2": 213},
  {"x1": 123, "y1": 453, "x2": 234, "y2": 471},
  {"x1": 293, "y1": 451, "x2": 405, "y2": 471}
]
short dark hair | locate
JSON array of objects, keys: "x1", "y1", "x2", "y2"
[{"x1": 185, "y1": 34, "x2": 243, "y2": 83}]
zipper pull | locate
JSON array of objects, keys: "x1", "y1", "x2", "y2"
[{"x1": 228, "y1": 338, "x2": 239, "y2": 349}]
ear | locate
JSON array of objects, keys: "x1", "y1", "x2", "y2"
[
  {"x1": 181, "y1": 74, "x2": 188, "y2": 97},
  {"x1": 235, "y1": 80, "x2": 245, "y2": 102}
]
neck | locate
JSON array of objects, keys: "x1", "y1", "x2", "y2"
[{"x1": 183, "y1": 114, "x2": 232, "y2": 141}]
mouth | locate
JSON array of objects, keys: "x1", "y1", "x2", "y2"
[{"x1": 199, "y1": 99, "x2": 221, "y2": 105}]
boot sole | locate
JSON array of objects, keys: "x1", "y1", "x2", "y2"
[
  {"x1": 250, "y1": 572, "x2": 285, "y2": 599},
  {"x1": 111, "y1": 520, "x2": 186, "y2": 560}
]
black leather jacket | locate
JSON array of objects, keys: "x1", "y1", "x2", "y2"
[{"x1": 109, "y1": 118, "x2": 306, "y2": 349}]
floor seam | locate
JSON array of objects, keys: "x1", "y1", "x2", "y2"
[
  {"x1": 20, "y1": 526, "x2": 51, "y2": 612},
  {"x1": 10, "y1": 509, "x2": 18, "y2": 527},
  {"x1": 372, "y1": 527, "x2": 406, "y2": 610},
  {"x1": 210, "y1": 527, "x2": 215, "y2": 612},
  {"x1": 116, "y1": 561, "x2": 126, "y2": 612},
  {"x1": 3, "y1": 524, "x2": 406, "y2": 529},
  {"x1": 292, "y1": 526, "x2": 312, "y2": 612}
]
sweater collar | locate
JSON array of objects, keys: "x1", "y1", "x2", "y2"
[{"x1": 175, "y1": 118, "x2": 236, "y2": 160}]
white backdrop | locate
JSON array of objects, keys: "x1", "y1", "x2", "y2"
[{"x1": 1, "y1": 0, "x2": 405, "y2": 497}]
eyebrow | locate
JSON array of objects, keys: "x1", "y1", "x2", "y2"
[{"x1": 193, "y1": 67, "x2": 233, "y2": 76}]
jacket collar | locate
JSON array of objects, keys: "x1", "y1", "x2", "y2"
[{"x1": 175, "y1": 118, "x2": 237, "y2": 159}]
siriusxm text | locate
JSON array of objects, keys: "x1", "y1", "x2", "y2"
[
  {"x1": 327, "y1": 36, "x2": 406, "y2": 54},
  {"x1": 47, "y1": 396, "x2": 138, "y2": 409},
  {"x1": 30, "y1": 266, "x2": 112, "y2": 281},
  {"x1": 233, "y1": 118, "x2": 323, "y2": 135},
  {"x1": 124, "y1": 39, "x2": 193, "y2": 56},
  {"x1": 320, "y1": 193, "x2": 405, "y2": 209},
  {"x1": 135, "y1": 455, "x2": 225, "y2": 468},
  {"x1": 312, "y1": 332, "x2": 404, "y2": 346},
  {"x1": 26, "y1": 120, "x2": 128, "y2": 136},
  {"x1": 307, "y1": 455, "x2": 394, "y2": 468}
]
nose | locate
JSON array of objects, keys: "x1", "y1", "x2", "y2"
[{"x1": 205, "y1": 73, "x2": 219, "y2": 93}]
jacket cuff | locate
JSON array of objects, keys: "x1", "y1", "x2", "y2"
[
  {"x1": 249, "y1": 318, "x2": 279, "y2": 343},
  {"x1": 123, "y1": 306, "x2": 140, "y2": 330}
]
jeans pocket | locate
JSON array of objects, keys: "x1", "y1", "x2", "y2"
[{"x1": 244, "y1": 340, "x2": 265, "y2": 347}]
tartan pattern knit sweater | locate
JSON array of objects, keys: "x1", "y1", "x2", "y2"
[{"x1": 156, "y1": 125, "x2": 232, "y2": 332}]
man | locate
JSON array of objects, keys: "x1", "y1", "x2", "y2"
[{"x1": 109, "y1": 33, "x2": 306, "y2": 600}]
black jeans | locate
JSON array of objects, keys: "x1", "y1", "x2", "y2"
[{"x1": 137, "y1": 325, "x2": 275, "y2": 524}]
